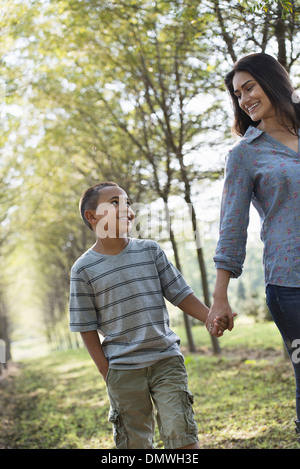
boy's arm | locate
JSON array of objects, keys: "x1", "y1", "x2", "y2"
[
  {"x1": 80, "y1": 330, "x2": 109, "y2": 381},
  {"x1": 153, "y1": 244, "x2": 230, "y2": 335},
  {"x1": 177, "y1": 293, "x2": 229, "y2": 336},
  {"x1": 69, "y1": 267, "x2": 108, "y2": 379},
  {"x1": 177, "y1": 293, "x2": 209, "y2": 323}
]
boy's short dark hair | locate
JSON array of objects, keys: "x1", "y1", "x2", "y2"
[{"x1": 79, "y1": 181, "x2": 119, "y2": 230}]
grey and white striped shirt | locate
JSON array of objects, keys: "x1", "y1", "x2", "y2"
[{"x1": 69, "y1": 238, "x2": 193, "y2": 369}]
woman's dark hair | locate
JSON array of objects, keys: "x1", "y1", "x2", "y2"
[
  {"x1": 225, "y1": 53, "x2": 300, "y2": 136},
  {"x1": 79, "y1": 181, "x2": 119, "y2": 230}
]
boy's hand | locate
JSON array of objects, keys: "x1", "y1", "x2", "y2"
[
  {"x1": 206, "y1": 296, "x2": 235, "y2": 334},
  {"x1": 101, "y1": 363, "x2": 109, "y2": 382},
  {"x1": 208, "y1": 313, "x2": 237, "y2": 337}
]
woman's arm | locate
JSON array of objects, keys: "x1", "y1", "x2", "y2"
[
  {"x1": 206, "y1": 269, "x2": 235, "y2": 334},
  {"x1": 209, "y1": 146, "x2": 253, "y2": 334}
]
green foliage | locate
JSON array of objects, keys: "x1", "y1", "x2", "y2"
[{"x1": 241, "y1": 0, "x2": 293, "y2": 16}]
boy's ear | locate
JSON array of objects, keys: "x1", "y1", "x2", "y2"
[{"x1": 84, "y1": 209, "x2": 97, "y2": 226}]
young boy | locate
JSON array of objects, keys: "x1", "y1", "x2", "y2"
[{"x1": 69, "y1": 181, "x2": 227, "y2": 450}]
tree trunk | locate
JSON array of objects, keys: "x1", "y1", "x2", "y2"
[
  {"x1": 164, "y1": 201, "x2": 197, "y2": 353},
  {"x1": 0, "y1": 298, "x2": 12, "y2": 367},
  {"x1": 187, "y1": 198, "x2": 221, "y2": 355},
  {"x1": 274, "y1": 4, "x2": 288, "y2": 70}
]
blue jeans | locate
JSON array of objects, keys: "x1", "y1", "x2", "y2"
[{"x1": 266, "y1": 285, "x2": 300, "y2": 420}]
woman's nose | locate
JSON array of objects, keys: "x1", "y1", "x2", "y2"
[{"x1": 240, "y1": 92, "x2": 250, "y2": 110}]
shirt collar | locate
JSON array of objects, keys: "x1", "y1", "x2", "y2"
[
  {"x1": 243, "y1": 125, "x2": 264, "y2": 143},
  {"x1": 244, "y1": 125, "x2": 300, "y2": 144}
]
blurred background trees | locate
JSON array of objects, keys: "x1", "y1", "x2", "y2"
[{"x1": 0, "y1": 0, "x2": 299, "y2": 356}]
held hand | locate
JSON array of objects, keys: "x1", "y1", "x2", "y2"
[{"x1": 206, "y1": 298, "x2": 235, "y2": 336}]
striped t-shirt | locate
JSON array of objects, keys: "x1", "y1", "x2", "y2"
[{"x1": 69, "y1": 238, "x2": 193, "y2": 369}]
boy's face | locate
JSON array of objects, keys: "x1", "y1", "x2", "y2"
[{"x1": 87, "y1": 186, "x2": 135, "y2": 238}]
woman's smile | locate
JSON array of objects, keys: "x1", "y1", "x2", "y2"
[{"x1": 246, "y1": 102, "x2": 260, "y2": 115}]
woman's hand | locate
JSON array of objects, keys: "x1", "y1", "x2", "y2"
[
  {"x1": 206, "y1": 269, "x2": 235, "y2": 336},
  {"x1": 206, "y1": 298, "x2": 235, "y2": 336}
]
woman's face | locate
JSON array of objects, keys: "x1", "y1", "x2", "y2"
[{"x1": 232, "y1": 71, "x2": 276, "y2": 123}]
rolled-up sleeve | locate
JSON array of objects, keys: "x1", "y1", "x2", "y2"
[{"x1": 214, "y1": 146, "x2": 253, "y2": 278}]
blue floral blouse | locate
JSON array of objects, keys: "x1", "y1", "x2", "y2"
[{"x1": 214, "y1": 125, "x2": 300, "y2": 287}]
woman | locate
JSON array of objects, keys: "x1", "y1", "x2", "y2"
[{"x1": 206, "y1": 53, "x2": 300, "y2": 442}]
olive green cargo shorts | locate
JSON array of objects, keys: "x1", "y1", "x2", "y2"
[{"x1": 106, "y1": 356, "x2": 199, "y2": 449}]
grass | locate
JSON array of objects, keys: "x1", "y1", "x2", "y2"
[{"x1": 0, "y1": 318, "x2": 299, "y2": 449}]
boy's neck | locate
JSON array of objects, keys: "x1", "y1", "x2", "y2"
[{"x1": 92, "y1": 236, "x2": 130, "y2": 255}]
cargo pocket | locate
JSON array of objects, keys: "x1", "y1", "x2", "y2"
[
  {"x1": 108, "y1": 407, "x2": 128, "y2": 449},
  {"x1": 183, "y1": 390, "x2": 198, "y2": 435}
]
